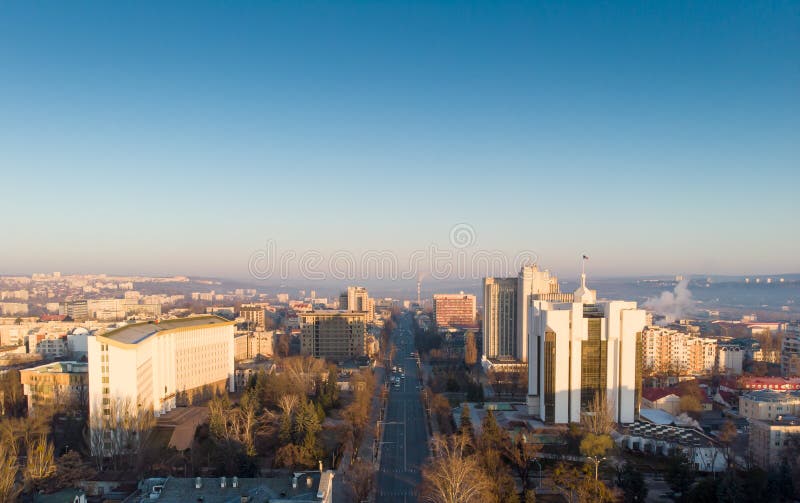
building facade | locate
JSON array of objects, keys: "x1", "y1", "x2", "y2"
[
  {"x1": 483, "y1": 265, "x2": 564, "y2": 363},
  {"x1": 739, "y1": 390, "x2": 800, "y2": 421},
  {"x1": 87, "y1": 316, "x2": 235, "y2": 431},
  {"x1": 299, "y1": 311, "x2": 367, "y2": 361},
  {"x1": 433, "y1": 293, "x2": 476, "y2": 327},
  {"x1": 783, "y1": 322, "x2": 800, "y2": 378},
  {"x1": 749, "y1": 415, "x2": 800, "y2": 468},
  {"x1": 641, "y1": 326, "x2": 717, "y2": 376},
  {"x1": 339, "y1": 287, "x2": 374, "y2": 323},
  {"x1": 527, "y1": 274, "x2": 646, "y2": 424},
  {"x1": 20, "y1": 361, "x2": 88, "y2": 415}
]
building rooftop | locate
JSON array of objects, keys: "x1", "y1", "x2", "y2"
[
  {"x1": 100, "y1": 315, "x2": 233, "y2": 345},
  {"x1": 756, "y1": 415, "x2": 800, "y2": 427},
  {"x1": 21, "y1": 360, "x2": 88, "y2": 374},
  {"x1": 743, "y1": 389, "x2": 800, "y2": 403},
  {"x1": 139, "y1": 473, "x2": 334, "y2": 503},
  {"x1": 620, "y1": 421, "x2": 718, "y2": 448}
]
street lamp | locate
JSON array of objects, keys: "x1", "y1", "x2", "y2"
[{"x1": 588, "y1": 455, "x2": 607, "y2": 480}]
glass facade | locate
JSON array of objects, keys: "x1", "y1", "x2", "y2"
[
  {"x1": 544, "y1": 330, "x2": 556, "y2": 422},
  {"x1": 581, "y1": 317, "x2": 607, "y2": 410}
]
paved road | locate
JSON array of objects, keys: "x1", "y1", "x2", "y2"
[{"x1": 376, "y1": 314, "x2": 429, "y2": 502}]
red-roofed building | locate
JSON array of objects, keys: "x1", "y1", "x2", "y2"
[{"x1": 739, "y1": 377, "x2": 800, "y2": 391}]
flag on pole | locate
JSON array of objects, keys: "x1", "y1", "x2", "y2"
[{"x1": 582, "y1": 254, "x2": 589, "y2": 260}]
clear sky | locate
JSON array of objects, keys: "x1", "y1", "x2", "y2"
[{"x1": 1, "y1": 1, "x2": 798, "y2": 281}]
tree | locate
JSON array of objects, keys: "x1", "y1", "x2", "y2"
[
  {"x1": 665, "y1": 451, "x2": 696, "y2": 498},
  {"x1": 0, "y1": 446, "x2": 22, "y2": 502},
  {"x1": 420, "y1": 434, "x2": 493, "y2": 503},
  {"x1": 679, "y1": 395, "x2": 702, "y2": 414},
  {"x1": 459, "y1": 404, "x2": 474, "y2": 440},
  {"x1": 346, "y1": 459, "x2": 375, "y2": 503},
  {"x1": 24, "y1": 435, "x2": 56, "y2": 492},
  {"x1": 553, "y1": 462, "x2": 615, "y2": 503},
  {"x1": 616, "y1": 462, "x2": 647, "y2": 503},
  {"x1": 504, "y1": 433, "x2": 541, "y2": 492},
  {"x1": 464, "y1": 331, "x2": 478, "y2": 367},
  {"x1": 582, "y1": 391, "x2": 614, "y2": 436},
  {"x1": 718, "y1": 420, "x2": 737, "y2": 466},
  {"x1": 579, "y1": 433, "x2": 614, "y2": 480},
  {"x1": 52, "y1": 451, "x2": 96, "y2": 491}
]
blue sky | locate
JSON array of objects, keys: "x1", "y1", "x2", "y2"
[{"x1": 0, "y1": 1, "x2": 798, "y2": 280}]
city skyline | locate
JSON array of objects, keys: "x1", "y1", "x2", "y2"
[{"x1": 2, "y1": 1, "x2": 798, "y2": 277}]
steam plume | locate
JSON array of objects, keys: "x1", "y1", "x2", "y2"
[{"x1": 644, "y1": 279, "x2": 695, "y2": 323}]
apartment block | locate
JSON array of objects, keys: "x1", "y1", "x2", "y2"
[
  {"x1": 433, "y1": 293, "x2": 476, "y2": 327},
  {"x1": 20, "y1": 361, "x2": 88, "y2": 414},
  {"x1": 299, "y1": 311, "x2": 367, "y2": 361}
]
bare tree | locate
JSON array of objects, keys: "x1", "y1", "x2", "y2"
[
  {"x1": 346, "y1": 459, "x2": 375, "y2": 503},
  {"x1": 24, "y1": 435, "x2": 56, "y2": 492},
  {"x1": 420, "y1": 434, "x2": 493, "y2": 503},
  {"x1": 582, "y1": 391, "x2": 614, "y2": 436},
  {"x1": 0, "y1": 446, "x2": 22, "y2": 502}
]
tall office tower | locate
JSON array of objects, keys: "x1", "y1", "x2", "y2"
[
  {"x1": 339, "y1": 286, "x2": 374, "y2": 323},
  {"x1": 782, "y1": 322, "x2": 800, "y2": 378},
  {"x1": 517, "y1": 265, "x2": 563, "y2": 363},
  {"x1": 483, "y1": 277, "x2": 518, "y2": 360},
  {"x1": 483, "y1": 265, "x2": 563, "y2": 362},
  {"x1": 87, "y1": 316, "x2": 235, "y2": 451},
  {"x1": 433, "y1": 293, "x2": 477, "y2": 327},
  {"x1": 299, "y1": 311, "x2": 367, "y2": 361},
  {"x1": 527, "y1": 274, "x2": 646, "y2": 424}
]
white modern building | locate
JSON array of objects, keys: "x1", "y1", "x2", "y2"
[
  {"x1": 87, "y1": 316, "x2": 235, "y2": 425},
  {"x1": 717, "y1": 344, "x2": 744, "y2": 375},
  {"x1": 483, "y1": 264, "x2": 564, "y2": 362},
  {"x1": 527, "y1": 274, "x2": 646, "y2": 424}
]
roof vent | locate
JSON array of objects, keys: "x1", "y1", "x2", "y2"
[
  {"x1": 306, "y1": 476, "x2": 313, "y2": 488},
  {"x1": 232, "y1": 476, "x2": 238, "y2": 488},
  {"x1": 195, "y1": 477, "x2": 202, "y2": 489},
  {"x1": 220, "y1": 476, "x2": 226, "y2": 488}
]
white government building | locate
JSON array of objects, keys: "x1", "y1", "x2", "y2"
[
  {"x1": 527, "y1": 274, "x2": 646, "y2": 424},
  {"x1": 87, "y1": 316, "x2": 235, "y2": 423}
]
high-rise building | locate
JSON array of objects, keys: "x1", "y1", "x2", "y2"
[
  {"x1": 433, "y1": 293, "x2": 476, "y2": 327},
  {"x1": 527, "y1": 274, "x2": 646, "y2": 424},
  {"x1": 299, "y1": 311, "x2": 367, "y2": 360},
  {"x1": 782, "y1": 322, "x2": 800, "y2": 377},
  {"x1": 339, "y1": 286, "x2": 374, "y2": 323},
  {"x1": 87, "y1": 316, "x2": 235, "y2": 429},
  {"x1": 641, "y1": 326, "x2": 717, "y2": 375},
  {"x1": 240, "y1": 304, "x2": 267, "y2": 329},
  {"x1": 483, "y1": 265, "x2": 563, "y2": 362}
]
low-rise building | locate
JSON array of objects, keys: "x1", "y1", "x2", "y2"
[
  {"x1": 739, "y1": 390, "x2": 800, "y2": 421},
  {"x1": 137, "y1": 472, "x2": 334, "y2": 503},
  {"x1": 749, "y1": 415, "x2": 800, "y2": 468},
  {"x1": 783, "y1": 322, "x2": 800, "y2": 377},
  {"x1": 615, "y1": 421, "x2": 727, "y2": 472},
  {"x1": 20, "y1": 361, "x2": 88, "y2": 415}
]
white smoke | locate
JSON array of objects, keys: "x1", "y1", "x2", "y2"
[{"x1": 644, "y1": 279, "x2": 695, "y2": 323}]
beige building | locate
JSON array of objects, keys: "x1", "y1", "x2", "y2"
[
  {"x1": 300, "y1": 311, "x2": 367, "y2": 361},
  {"x1": 783, "y1": 322, "x2": 800, "y2": 378},
  {"x1": 234, "y1": 330, "x2": 275, "y2": 361},
  {"x1": 20, "y1": 361, "x2": 88, "y2": 415},
  {"x1": 339, "y1": 287, "x2": 374, "y2": 323},
  {"x1": 749, "y1": 415, "x2": 800, "y2": 468},
  {"x1": 433, "y1": 293, "x2": 476, "y2": 327},
  {"x1": 87, "y1": 315, "x2": 235, "y2": 432},
  {"x1": 740, "y1": 390, "x2": 800, "y2": 421},
  {"x1": 240, "y1": 304, "x2": 268, "y2": 329},
  {"x1": 641, "y1": 326, "x2": 717, "y2": 376}
]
